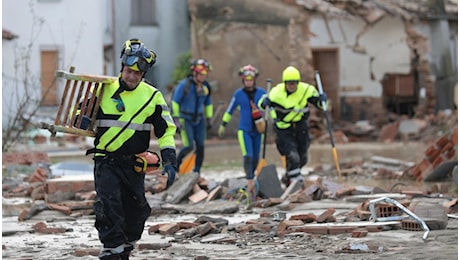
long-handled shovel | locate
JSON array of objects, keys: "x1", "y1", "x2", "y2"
[
  {"x1": 252, "y1": 79, "x2": 283, "y2": 199},
  {"x1": 255, "y1": 78, "x2": 272, "y2": 175},
  {"x1": 315, "y1": 71, "x2": 342, "y2": 181}
]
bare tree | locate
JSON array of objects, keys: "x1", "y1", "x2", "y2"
[{"x1": 2, "y1": 2, "x2": 78, "y2": 152}]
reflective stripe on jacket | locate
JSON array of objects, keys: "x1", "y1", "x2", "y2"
[
  {"x1": 267, "y1": 82, "x2": 320, "y2": 129},
  {"x1": 94, "y1": 79, "x2": 176, "y2": 154}
]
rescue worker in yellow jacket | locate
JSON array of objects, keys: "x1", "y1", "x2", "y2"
[
  {"x1": 77, "y1": 39, "x2": 177, "y2": 260},
  {"x1": 259, "y1": 65, "x2": 327, "y2": 186}
]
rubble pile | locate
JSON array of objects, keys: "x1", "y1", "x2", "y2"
[
  {"x1": 2, "y1": 111, "x2": 457, "y2": 258},
  {"x1": 2, "y1": 153, "x2": 457, "y2": 237}
]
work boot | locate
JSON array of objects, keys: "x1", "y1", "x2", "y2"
[
  {"x1": 99, "y1": 252, "x2": 122, "y2": 260},
  {"x1": 119, "y1": 243, "x2": 134, "y2": 260},
  {"x1": 99, "y1": 245, "x2": 124, "y2": 260}
]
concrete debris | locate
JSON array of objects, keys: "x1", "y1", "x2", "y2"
[
  {"x1": 2, "y1": 155, "x2": 457, "y2": 245},
  {"x1": 2, "y1": 113, "x2": 457, "y2": 257}
]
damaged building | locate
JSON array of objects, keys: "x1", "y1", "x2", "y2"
[{"x1": 188, "y1": 0, "x2": 457, "y2": 128}]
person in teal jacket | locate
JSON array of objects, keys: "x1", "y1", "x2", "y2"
[
  {"x1": 218, "y1": 65, "x2": 267, "y2": 200},
  {"x1": 171, "y1": 59, "x2": 213, "y2": 174}
]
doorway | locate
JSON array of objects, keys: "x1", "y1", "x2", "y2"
[
  {"x1": 40, "y1": 50, "x2": 59, "y2": 106},
  {"x1": 312, "y1": 48, "x2": 339, "y2": 120}
]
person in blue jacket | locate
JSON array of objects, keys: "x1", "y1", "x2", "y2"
[
  {"x1": 218, "y1": 65, "x2": 267, "y2": 200},
  {"x1": 171, "y1": 58, "x2": 213, "y2": 174}
]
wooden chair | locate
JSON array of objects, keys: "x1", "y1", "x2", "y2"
[{"x1": 40, "y1": 67, "x2": 116, "y2": 137}]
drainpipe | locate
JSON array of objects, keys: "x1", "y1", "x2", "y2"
[{"x1": 111, "y1": 0, "x2": 116, "y2": 75}]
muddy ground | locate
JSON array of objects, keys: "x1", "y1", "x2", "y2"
[{"x1": 2, "y1": 141, "x2": 458, "y2": 259}]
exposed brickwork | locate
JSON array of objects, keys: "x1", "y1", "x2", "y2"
[
  {"x1": 375, "y1": 204, "x2": 402, "y2": 218},
  {"x1": 403, "y1": 128, "x2": 457, "y2": 181},
  {"x1": 401, "y1": 219, "x2": 423, "y2": 231}
]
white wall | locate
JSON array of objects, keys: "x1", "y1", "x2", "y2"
[
  {"x1": 309, "y1": 14, "x2": 411, "y2": 97},
  {"x1": 122, "y1": 0, "x2": 190, "y2": 91},
  {"x1": 2, "y1": 0, "x2": 106, "y2": 126}
]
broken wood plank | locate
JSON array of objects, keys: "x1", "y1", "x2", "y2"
[
  {"x1": 280, "y1": 180, "x2": 302, "y2": 200},
  {"x1": 189, "y1": 189, "x2": 208, "y2": 204}
]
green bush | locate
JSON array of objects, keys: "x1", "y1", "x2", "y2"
[{"x1": 171, "y1": 51, "x2": 192, "y2": 85}]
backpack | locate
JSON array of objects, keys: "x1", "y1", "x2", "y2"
[
  {"x1": 170, "y1": 77, "x2": 192, "y2": 106},
  {"x1": 171, "y1": 77, "x2": 212, "y2": 104}
]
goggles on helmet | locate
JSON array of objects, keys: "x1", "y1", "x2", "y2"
[
  {"x1": 241, "y1": 70, "x2": 256, "y2": 80},
  {"x1": 191, "y1": 59, "x2": 211, "y2": 75},
  {"x1": 122, "y1": 55, "x2": 151, "y2": 72},
  {"x1": 194, "y1": 64, "x2": 209, "y2": 75},
  {"x1": 121, "y1": 40, "x2": 156, "y2": 72},
  {"x1": 238, "y1": 65, "x2": 259, "y2": 80}
]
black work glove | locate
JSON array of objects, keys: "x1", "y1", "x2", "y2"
[
  {"x1": 260, "y1": 97, "x2": 271, "y2": 109},
  {"x1": 319, "y1": 93, "x2": 328, "y2": 102},
  {"x1": 206, "y1": 118, "x2": 212, "y2": 131},
  {"x1": 162, "y1": 164, "x2": 176, "y2": 188},
  {"x1": 79, "y1": 115, "x2": 91, "y2": 130}
]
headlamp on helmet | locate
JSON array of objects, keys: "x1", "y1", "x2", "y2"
[
  {"x1": 120, "y1": 39, "x2": 157, "y2": 72},
  {"x1": 191, "y1": 58, "x2": 212, "y2": 75},
  {"x1": 238, "y1": 64, "x2": 259, "y2": 81}
]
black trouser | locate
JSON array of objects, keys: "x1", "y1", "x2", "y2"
[
  {"x1": 93, "y1": 156, "x2": 151, "y2": 249},
  {"x1": 275, "y1": 120, "x2": 310, "y2": 178}
]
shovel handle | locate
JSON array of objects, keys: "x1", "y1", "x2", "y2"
[
  {"x1": 261, "y1": 78, "x2": 273, "y2": 159},
  {"x1": 315, "y1": 71, "x2": 328, "y2": 113},
  {"x1": 265, "y1": 78, "x2": 272, "y2": 119},
  {"x1": 315, "y1": 71, "x2": 342, "y2": 181}
]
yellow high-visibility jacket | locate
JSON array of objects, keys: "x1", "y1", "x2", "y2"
[{"x1": 259, "y1": 82, "x2": 325, "y2": 129}]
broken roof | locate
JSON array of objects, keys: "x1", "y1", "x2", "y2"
[{"x1": 296, "y1": 0, "x2": 458, "y2": 21}]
